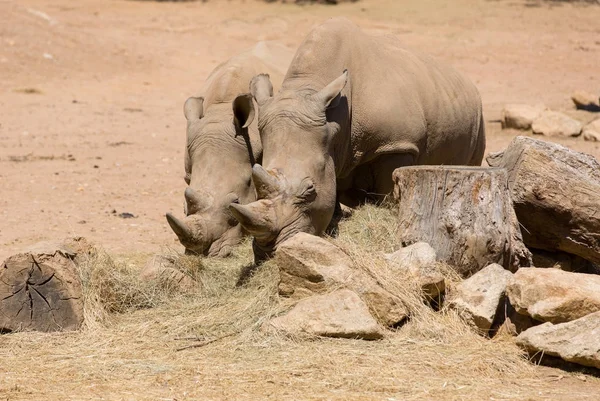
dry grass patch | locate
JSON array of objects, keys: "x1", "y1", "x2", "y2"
[{"x1": 1, "y1": 205, "x2": 599, "y2": 400}]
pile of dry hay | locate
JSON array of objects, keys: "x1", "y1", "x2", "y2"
[{"x1": 1, "y1": 205, "x2": 597, "y2": 400}]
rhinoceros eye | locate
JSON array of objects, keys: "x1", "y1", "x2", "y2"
[
  {"x1": 296, "y1": 178, "x2": 317, "y2": 203},
  {"x1": 184, "y1": 173, "x2": 191, "y2": 185}
]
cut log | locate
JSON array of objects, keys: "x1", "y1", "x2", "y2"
[
  {"x1": 0, "y1": 248, "x2": 84, "y2": 333},
  {"x1": 392, "y1": 166, "x2": 531, "y2": 277},
  {"x1": 487, "y1": 136, "x2": 600, "y2": 264}
]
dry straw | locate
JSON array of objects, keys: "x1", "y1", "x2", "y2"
[{"x1": 1, "y1": 205, "x2": 597, "y2": 400}]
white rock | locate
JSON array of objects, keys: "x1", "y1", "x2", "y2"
[
  {"x1": 571, "y1": 90, "x2": 600, "y2": 111},
  {"x1": 139, "y1": 255, "x2": 198, "y2": 293},
  {"x1": 532, "y1": 110, "x2": 582, "y2": 137},
  {"x1": 501, "y1": 104, "x2": 546, "y2": 130},
  {"x1": 385, "y1": 242, "x2": 444, "y2": 298},
  {"x1": 517, "y1": 310, "x2": 600, "y2": 369},
  {"x1": 276, "y1": 233, "x2": 408, "y2": 326},
  {"x1": 266, "y1": 289, "x2": 385, "y2": 340},
  {"x1": 507, "y1": 268, "x2": 600, "y2": 324},
  {"x1": 448, "y1": 264, "x2": 513, "y2": 332},
  {"x1": 583, "y1": 119, "x2": 600, "y2": 142}
]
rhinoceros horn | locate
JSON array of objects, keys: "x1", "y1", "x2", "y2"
[
  {"x1": 229, "y1": 201, "x2": 275, "y2": 239},
  {"x1": 252, "y1": 164, "x2": 282, "y2": 199},
  {"x1": 166, "y1": 212, "x2": 193, "y2": 242},
  {"x1": 184, "y1": 187, "x2": 209, "y2": 215}
]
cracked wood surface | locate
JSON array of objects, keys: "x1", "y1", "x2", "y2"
[
  {"x1": 0, "y1": 251, "x2": 84, "y2": 332},
  {"x1": 487, "y1": 136, "x2": 600, "y2": 265},
  {"x1": 392, "y1": 166, "x2": 531, "y2": 277}
]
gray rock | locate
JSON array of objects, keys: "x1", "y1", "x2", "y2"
[
  {"x1": 583, "y1": 119, "x2": 600, "y2": 142},
  {"x1": 507, "y1": 268, "x2": 600, "y2": 324},
  {"x1": 266, "y1": 289, "x2": 384, "y2": 340},
  {"x1": 276, "y1": 233, "x2": 408, "y2": 326},
  {"x1": 517, "y1": 310, "x2": 600, "y2": 369},
  {"x1": 532, "y1": 110, "x2": 582, "y2": 137},
  {"x1": 501, "y1": 104, "x2": 546, "y2": 130},
  {"x1": 448, "y1": 264, "x2": 513, "y2": 332},
  {"x1": 385, "y1": 242, "x2": 444, "y2": 298}
]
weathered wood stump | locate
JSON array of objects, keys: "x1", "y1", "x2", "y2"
[
  {"x1": 0, "y1": 245, "x2": 84, "y2": 333},
  {"x1": 392, "y1": 166, "x2": 531, "y2": 277},
  {"x1": 487, "y1": 136, "x2": 600, "y2": 264}
]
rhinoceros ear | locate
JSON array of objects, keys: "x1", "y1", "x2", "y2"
[
  {"x1": 250, "y1": 74, "x2": 273, "y2": 106},
  {"x1": 184, "y1": 97, "x2": 204, "y2": 121},
  {"x1": 232, "y1": 93, "x2": 255, "y2": 129},
  {"x1": 316, "y1": 70, "x2": 348, "y2": 109}
]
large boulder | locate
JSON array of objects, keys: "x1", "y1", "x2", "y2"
[
  {"x1": 583, "y1": 118, "x2": 600, "y2": 142},
  {"x1": 384, "y1": 242, "x2": 444, "y2": 299},
  {"x1": 501, "y1": 104, "x2": 545, "y2": 130},
  {"x1": 276, "y1": 233, "x2": 408, "y2": 326},
  {"x1": 531, "y1": 110, "x2": 582, "y2": 137},
  {"x1": 0, "y1": 243, "x2": 85, "y2": 332},
  {"x1": 447, "y1": 264, "x2": 513, "y2": 332},
  {"x1": 507, "y1": 268, "x2": 600, "y2": 324},
  {"x1": 265, "y1": 289, "x2": 384, "y2": 340},
  {"x1": 517, "y1": 311, "x2": 600, "y2": 369},
  {"x1": 571, "y1": 90, "x2": 600, "y2": 112}
]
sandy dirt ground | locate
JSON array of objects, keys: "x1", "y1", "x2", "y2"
[
  {"x1": 1, "y1": 1, "x2": 600, "y2": 399},
  {"x1": 1, "y1": 0, "x2": 600, "y2": 262}
]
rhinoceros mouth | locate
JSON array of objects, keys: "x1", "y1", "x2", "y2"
[{"x1": 167, "y1": 212, "x2": 245, "y2": 257}]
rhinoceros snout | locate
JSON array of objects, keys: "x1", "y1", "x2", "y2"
[{"x1": 166, "y1": 212, "x2": 209, "y2": 252}]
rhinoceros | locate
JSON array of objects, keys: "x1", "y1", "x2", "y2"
[
  {"x1": 229, "y1": 18, "x2": 486, "y2": 262},
  {"x1": 165, "y1": 42, "x2": 292, "y2": 257}
]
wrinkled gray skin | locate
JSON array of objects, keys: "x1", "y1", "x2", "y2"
[
  {"x1": 166, "y1": 42, "x2": 291, "y2": 257},
  {"x1": 229, "y1": 18, "x2": 486, "y2": 262}
]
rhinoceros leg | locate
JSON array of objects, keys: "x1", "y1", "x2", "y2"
[{"x1": 346, "y1": 153, "x2": 416, "y2": 204}]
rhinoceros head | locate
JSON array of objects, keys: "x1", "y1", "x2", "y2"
[
  {"x1": 228, "y1": 71, "x2": 348, "y2": 260},
  {"x1": 166, "y1": 94, "x2": 257, "y2": 257}
]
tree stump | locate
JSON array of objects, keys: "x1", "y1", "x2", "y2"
[
  {"x1": 0, "y1": 246, "x2": 84, "y2": 333},
  {"x1": 392, "y1": 166, "x2": 531, "y2": 277},
  {"x1": 487, "y1": 136, "x2": 600, "y2": 264}
]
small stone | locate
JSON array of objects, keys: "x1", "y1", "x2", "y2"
[
  {"x1": 571, "y1": 90, "x2": 600, "y2": 112},
  {"x1": 265, "y1": 289, "x2": 384, "y2": 340},
  {"x1": 501, "y1": 104, "x2": 546, "y2": 130},
  {"x1": 448, "y1": 263, "x2": 513, "y2": 332},
  {"x1": 517, "y1": 311, "x2": 600, "y2": 369},
  {"x1": 507, "y1": 268, "x2": 600, "y2": 324},
  {"x1": 583, "y1": 119, "x2": 600, "y2": 142},
  {"x1": 532, "y1": 111, "x2": 582, "y2": 137},
  {"x1": 385, "y1": 242, "x2": 444, "y2": 298},
  {"x1": 139, "y1": 255, "x2": 198, "y2": 293}
]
